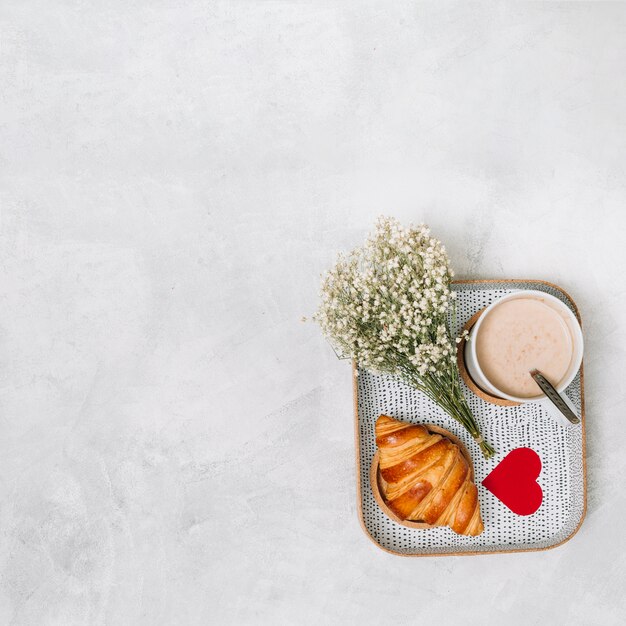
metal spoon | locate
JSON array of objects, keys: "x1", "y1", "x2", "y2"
[{"x1": 530, "y1": 369, "x2": 580, "y2": 424}]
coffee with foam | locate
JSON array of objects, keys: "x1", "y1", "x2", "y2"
[{"x1": 475, "y1": 297, "x2": 573, "y2": 399}]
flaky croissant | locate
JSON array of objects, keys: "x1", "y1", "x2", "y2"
[{"x1": 375, "y1": 415, "x2": 484, "y2": 536}]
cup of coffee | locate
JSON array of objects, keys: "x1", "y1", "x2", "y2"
[{"x1": 464, "y1": 290, "x2": 584, "y2": 425}]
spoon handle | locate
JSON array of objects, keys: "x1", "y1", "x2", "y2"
[{"x1": 530, "y1": 369, "x2": 580, "y2": 424}]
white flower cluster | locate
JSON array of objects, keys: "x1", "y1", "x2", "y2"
[{"x1": 315, "y1": 217, "x2": 458, "y2": 377}]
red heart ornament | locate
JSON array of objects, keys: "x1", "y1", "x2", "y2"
[{"x1": 482, "y1": 448, "x2": 543, "y2": 515}]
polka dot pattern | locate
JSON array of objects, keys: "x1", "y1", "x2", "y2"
[{"x1": 356, "y1": 281, "x2": 585, "y2": 555}]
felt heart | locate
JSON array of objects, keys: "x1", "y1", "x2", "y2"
[{"x1": 482, "y1": 448, "x2": 543, "y2": 515}]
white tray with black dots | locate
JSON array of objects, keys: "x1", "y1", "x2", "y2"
[{"x1": 353, "y1": 279, "x2": 586, "y2": 556}]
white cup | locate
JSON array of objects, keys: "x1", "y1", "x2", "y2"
[{"x1": 464, "y1": 290, "x2": 584, "y2": 426}]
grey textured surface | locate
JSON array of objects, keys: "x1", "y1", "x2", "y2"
[{"x1": 1, "y1": 2, "x2": 626, "y2": 625}]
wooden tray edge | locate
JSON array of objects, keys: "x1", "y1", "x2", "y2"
[{"x1": 352, "y1": 278, "x2": 587, "y2": 557}]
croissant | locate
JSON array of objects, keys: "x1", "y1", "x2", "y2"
[{"x1": 375, "y1": 415, "x2": 484, "y2": 536}]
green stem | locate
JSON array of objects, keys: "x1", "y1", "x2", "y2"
[{"x1": 400, "y1": 367, "x2": 495, "y2": 458}]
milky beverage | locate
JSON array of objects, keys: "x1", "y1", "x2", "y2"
[{"x1": 475, "y1": 297, "x2": 573, "y2": 398}]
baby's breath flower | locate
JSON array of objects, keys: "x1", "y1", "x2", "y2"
[{"x1": 314, "y1": 216, "x2": 494, "y2": 458}]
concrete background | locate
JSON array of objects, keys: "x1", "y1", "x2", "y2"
[{"x1": 1, "y1": 2, "x2": 625, "y2": 624}]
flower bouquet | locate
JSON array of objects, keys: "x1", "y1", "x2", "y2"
[{"x1": 314, "y1": 217, "x2": 494, "y2": 458}]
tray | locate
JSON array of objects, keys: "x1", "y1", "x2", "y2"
[{"x1": 353, "y1": 279, "x2": 586, "y2": 556}]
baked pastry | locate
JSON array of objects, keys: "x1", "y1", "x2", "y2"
[{"x1": 375, "y1": 415, "x2": 484, "y2": 536}]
